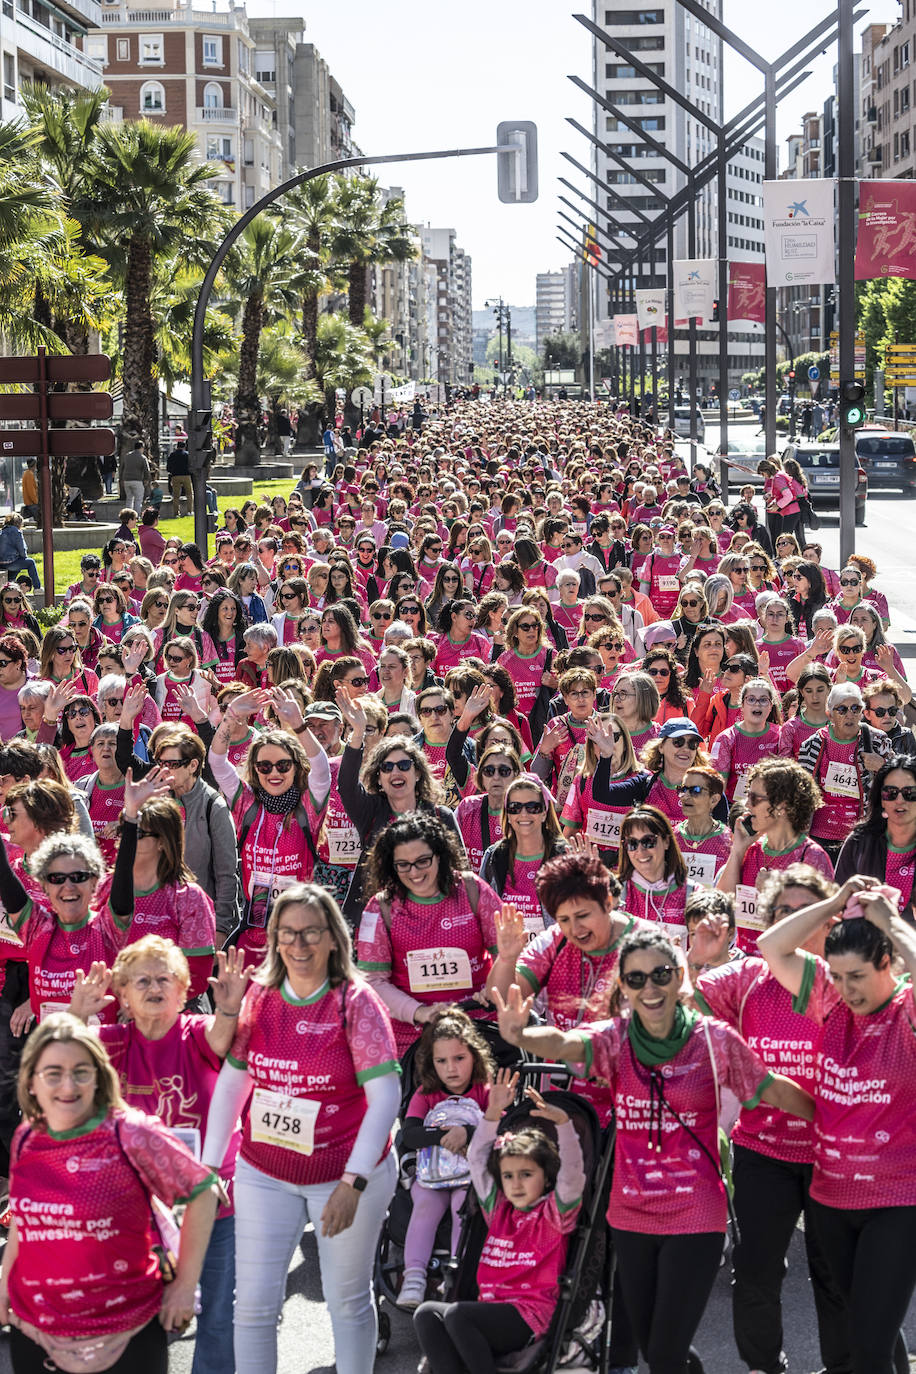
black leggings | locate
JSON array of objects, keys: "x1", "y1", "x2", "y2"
[
  {"x1": 808, "y1": 1200, "x2": 916, "y2": 1374},
  {"x1": 414, "y1": 1300, "x2": 535, "y2": 1374},
  {"x1": 612, "y1": 1228, "x2": 723, "y2": 1374},
  {"x1": 10, "y1": 1318, "x2": 167, "y2": 1374}
]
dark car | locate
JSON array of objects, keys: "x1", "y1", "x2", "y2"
[
  {"x1": 855, "y1": 430, "x2": 916, "y2": 494},
  {"x1": 782, "y1": 442, "x2": 868, "y2": 526}
]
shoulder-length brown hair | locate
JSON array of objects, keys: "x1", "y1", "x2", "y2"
[
  {"x1": 19, "y1": 1013, "x2": 123, "y2": 1126},
  {"x1": 256, "y1": 883, "x2": 358, "y2": 990},
  {"x1": 361, "y1": 736, "x2": 443, "y2": 805},
  {"x1": 616, "y1": 805, "x2": 686, "y2": 885},
  {"x1": 414, "y1": 1008, "x2": 495, "y2": 1092}
]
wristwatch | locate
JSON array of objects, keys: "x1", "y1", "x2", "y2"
[{"x1": 341, "y1": 1171, "x2": 367, "y2": 1192}]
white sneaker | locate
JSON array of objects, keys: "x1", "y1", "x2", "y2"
[{"x1": 398, "y1": 1269, "x2": 427, "y2": 1310}]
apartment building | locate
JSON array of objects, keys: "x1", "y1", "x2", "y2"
[
  {"x1": 1, "y1": 0, "x2": 103, "y2": 126},
  {"x1": 872, "y1": 4, "x2": 916, "y2": 178},
  {"x1": 419, "y1": 227, "x2": 473, "y2": 387},
  {"x1": 536, "y1": 265, "x2": 579, "y2": 351}
]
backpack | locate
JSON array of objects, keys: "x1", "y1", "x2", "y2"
[{"x1": 237, "y1": 798, "x2": 318, "y2": 865}]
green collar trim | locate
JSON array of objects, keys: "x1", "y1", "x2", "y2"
[
  {"x1": 46, "y1": 1109, "x2": 107, "y2": 1141},
  {"x1": 280, "y1": 978, "x2": 330, "y2": 1007}
]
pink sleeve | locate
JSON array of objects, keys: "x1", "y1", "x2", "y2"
[
  {"x1": 577, "y1": 1019, "x2": 623, "y2": 1089},
  {"x1": 695, "y1": 959, "x2": 757, "y2": 1025},
  {"x1": 117, "y1": 1109, "x2": 216, "y2": 1204},
  {"x1": 706, "y1": 1019, "x2": 772, "y2": 1106},
  {"x1": 710, "y1": 729, "x2": 733, "y2": 775},
  {"x1": 560, "y1": 778, "x2": 584, "y2": 826},
  {"x1": 517, "y1": 926, "x2": 559, "y2": 993},
  {"x1": 355, "y1": 899, "x2": 393, "y2": 973},
  {"x1": 176, "y1": 884, "x2": 216, "y2": 955},
  {"x1": 344, "y1": 981, "x2": 399, "y2": 1082},
  {"x1": 795, "y1": 952, "x2": 841, "y2": 1024},
  {"x1": 474, "y1": 878, "x2": 502, "y2": 952}
]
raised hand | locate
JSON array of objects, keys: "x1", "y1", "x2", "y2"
[
  {"x1": 459, "y1": 682, "x2": 492, "y2": 727},
  {"x1": 688, "y1": 913, "x2": 731, "y2": 969},
  {"x1": 586, "y1": 715, "x2": 618, "y2": 758},
  {"x1": 271, "y1": 685, "x2": 305, "y2": 732},
  {"x1": 123, "y1": 766, "x2": 171, "y2": 820},
  {"x1": 567, "y1": 830, "x2": 601, "y2": 863},
  {"x1": 225, "y1": 688, "x2": 271, "y2": 721},
  {"x1": 485, "y1": 1067, "x2": 520, "y2": 1120},
  {"x1": 525, "y1": 1085, "x2": 570, "y2": 1125},
  {"x1": 335, "y1": 686, "x2": 366, "y2": 732},
  {"x1": 494, "y1": 903, "x2": 528, "y2": 963},
  {"x1": 175, "y1": 682, "x2": 207, "y2": 724},
  {"x1": 44, "y1": 676, "x2": 81, "y2": 721},
  {"x1": 492, "y1": 983, "x2": 533, "y2": 1048},
  {"x1": 537, "y1": 719, "x2": 567, "y2": 755},
  {"x1": 121, "y1": 638, "x2": 147, "y2": 676},
  {"x1": 120, "y1": 681, "x2": 147, "y2": 727},
  {"x1": 208, "y1": 947, "x2": 252, "y2": 1017},
  {"x1": 69, "y1": 963, "x2": 115, "y2": 1021}
]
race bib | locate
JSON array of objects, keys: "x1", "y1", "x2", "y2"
[
  {"x1": 250, "y1": 1088, "x2": 320, "y2": 1155},
  {"x1": 406, "y1": 947, "x2": 473, "y2": 994},
  {"x1": 326, "y1": 825, "x2": 361, "y2": 866},
  {"x1": 658, "y1": 575, "x2": 680, "y2": 594},
  {"x1": 735, "y1": 884, "x2": 763, "y2": 932},
  {"x1": 247, "y1": 870, "x2": 298, "y2": 929},
  {"x1": 168, "y1": 1126, "x2": 202, "y2": 1160},
  {"x1": 824, "y1": 761, "x2": 858, "y2": 798},
  {"x1": 732, "y1": 772, "x2": 748, "y2": 801},
  {"x1": 684, "y1": 852, "x2": 717, "y2": 885},
  {"x1": 586, "y1": 808, "x2": 622, "y2": 849},
  {"x1": 40, "y1": 1001, "x2": 100, "y2": 1027}
]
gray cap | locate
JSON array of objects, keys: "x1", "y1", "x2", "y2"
[{"x1": 302, "y1": 701, "x2": 343, "y2": 723}]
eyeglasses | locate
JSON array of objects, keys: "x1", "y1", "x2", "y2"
[
  {"x1": 97, "y1": 596, "x2": 116, "y2": 606},
  {"x1": 155, "y1": 755, "x2": 191, "y2": 769},
  {"x1": 583, "y1": 613, "x2": 608, "y2": 624},
  {"x1": 371, "y1": 611, "x2": 392, "y2": 620},
  {"x1": 832, "y1": 704, "x2": 864, "y2": 716},
  {"x1": 0, "y1": 659, "x2": 15, "y2": 671},
  {"x1": 345, "y1": 675, "x2": 369, "y2": 688},
  {"x1": 745, "y1": 791, "x2": 770, "y2": 807},
  {"x1": 506, "y1": 799, "x2": 546, "y2": 815},
  {"x1": 279, "y1": 591, "x2": 299, "y2": 602},
  {"x1": 66, "y1": 706, "x2": 93, "y2": 720},
  {"x1": 129, "y1": 973, "x2": 177, "y2": 991},
  {"x1": 301, "y1": 624, "x2": 320, "y2": 635},
  {"x1": 881, "y1": 785, "x2": 916, "y2": 801},
  {"x1": 516, "y1": 622, "x2": 539, "y2": 633},
  {"x1": 625, "y1": 834, "x2": 660, "y2": 852},
  {"x1": 55, "y1": 644, "x2": 77, "y2": 655},
  {"x1": 680, "y1": 599, "x2": 701, "y2": 609},
  {"x1": 840, "y1": 578, "x2": 861, "y2": 588},
  {"x1": 277, "y1": 926, "x2": 329, "y2": 946},
  {"x1": 837, "y1": 645, "x2": 861, "y2": 656},
  {"x1": 34, "y1": 1066, "x2": 97, "y2": 1087},
  {"x1": 676, "y1": 783, "x2": 708, "y2": 796},
  {"x1": 45, "y1": 869, "x2": 95, "y2": 885},
  {"x1": 732, "y1": 566, "x2": 749, "y2": 575},
  {"x1": 867, "y1": 704, "x2": 896, "y2": 718},
  {"x1": 482, "y1": 764, "x2": 515, "y2": 778},
  {"x1": 380, "y1": 758, "x2": 414, "y2": 773},
  {"x1": 419, "y1": 704, "x2": 449, "y2": 717},
  {"x1": 254, "y1": 758, "x2": 294, "y2": 775},
  {"x1": 620, "y1": 965, "x2": 676, "y2": 990}
]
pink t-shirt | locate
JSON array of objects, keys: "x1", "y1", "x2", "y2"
[
  {"x1": 356, "y1": 880, "x2": 500, "y2": 1053},
  {"x1": 9, "y1": 1107, "x2": 214, "y2": 1338},
  {"x1": 795, "y1": 954, "x2": 916, "y2": 1209},
  {"x1": 760, "y1": 636, "x2": 805, "y2": 694},
  {"x1": 674, "y1": 820, "x2": 732, "y2": 887},
  {"x1": 696, "y1": 958, "x2": 819, "y2": 1163},
  {"x1": 455, "y1": 795, "x2": 504, "y2": 874},
  {"x1": 644, "y1": 772, "x2": 685, "y2": 822},
  {"x1": 95, "y1": 875, "x2": 216, "y2": 996},
  {"x1": 315, "y1": 755, "x2": 360, "y2": 869},
  {"x1": 11, "y1": 896, "x2": 129, "y2": 1020},
  {"x1": 60, "y1": 745, "x2": 95, "y2": 785},
  {"x1": 640, "y1": 552, "x2": 682, "y2": 617},
  {"x1": 100, "y1": 1015, "x2": 239, "y2": 1213},
  {"x1": 230, "y1": 782, "x2": 323, "y2": 958},
  {"x1": 778, "y1": 714, "x2": 824, "y2": 760},
  {"x1": 85, "y1": 778, "x2": 125, "y2": 866},
  {"x1": 885, "y1": 844, "x2": 916, "y2": 913},
  {"x1": 577, "y1": 1016, "x2": 771, "y2": 1233},
  {"x1": 497, "y1": 647, "x2": 550, "y2": 716},
  {"x1": 710, "y1": 724, "x2": 781, "y2": 803},
  {"x1": 807, "y1": 729, "x2": 864, "y2": 843},
  {"x1": 560, "y1": 771, "x2": 635, "y2": 855},
  {"x1": 228, "y1": 978, "x2": 398, "y2": 1185},
  {"x1": 622, "y1": 877, "x2": 693, "y2": 944}
]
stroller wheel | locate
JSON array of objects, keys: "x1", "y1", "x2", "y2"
[{"x1": 376, "y1": 1309, "x2": 391, "y2": 1356}]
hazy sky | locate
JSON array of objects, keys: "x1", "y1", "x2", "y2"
[{"x1": 247, "y1": 0, "x2": 901, "y2": 308}]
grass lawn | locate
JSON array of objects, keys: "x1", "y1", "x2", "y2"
[{"x1": 36, "y1": 478, "x2": 298, "y2": 597}]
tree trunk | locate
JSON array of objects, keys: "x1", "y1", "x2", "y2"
[
  {"x1": 348, "y1": 259, "x2": 368, "y2": 327},
  {"x1": 301, "y1": 228, "x2": 320, "y2": 378},
  {"x1": 234, "y1": 293, "x2": 264, "y2": 467},
  {"x1": 121, "y1": 236, "x2": 152, "y2": 467}
]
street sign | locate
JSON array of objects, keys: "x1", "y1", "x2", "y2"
[
  {"x1": 0, "y1": 393, "x2": 113, "y2": 422},
  {"x1": 0, "y1": 429, "x2": 115, "y2": 457},
  {"x1": 729, "y1": 388, "x2": 740, "y2": 400},
  {"x1": 350, "y1": 386, "x2": 373, "y2": 409},
  {"x1": 0, "y1": 355, "x2": 111, "y2": 384},
  {"x1": 808, "y1": 365, "x2": 820, "y2": 381}
]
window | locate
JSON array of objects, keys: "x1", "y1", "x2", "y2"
[
  {"x1": 116, "y1": 37, "x2": 128, "y2": 60},
  {"x1": 217, "y1": 182, "x2": 234, "y2": 204},
  {"x1": 255, "y1": 50, "x2": 275, "y2": 82},
  {"x1": 203, "y1": 81, "x2": 223, "y2": 109},
  {"x1": 605, "y1": 8, "x2": 663, "y2": 22},
  {"x1": 243, "y1": 135, "x2": 253, "y2": 165},
  {"x1": 140, "y1": 80, "x2": 165, "y2": 112},
  {"x1": 244, "y1": 185, "x2": 254, "y2": 208},
  {"x1": 626, "y1": 34, "x2": 664, "y2": 50},
  {"x1": 3, "y1": 51, "x2": 14, "y2": 103},
  {"x1": 139, "y1": 34, "x2": 163, "y2": 65},
  {"x1": 85, "y1": 34, "x2": 106, "y2": 64},
  {"x1": 206, "y1": 134, "x2": 232, "y2": 161},
  {"x1": 202, "y1": 35, "x2": 222, "y2": 66}
]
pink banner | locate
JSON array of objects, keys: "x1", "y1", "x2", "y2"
[
  {"x1": 727, "y1": 260, "x2": 766, "y2": 324},
  {"x1": 613, "y1": 315, "x2": 639, "y2": 347},
  {"x1": 640, "y1": 325, "x2": 668, "y2": 344},
  {"x1": 855, "y1": 181, "x2": 916, "y2": 280}
]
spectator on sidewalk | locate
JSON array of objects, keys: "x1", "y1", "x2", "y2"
[
  {"x1": 167, "y1": 439, "x2": 193, "y2": 514},
  {"x1": 20, "y1": 460, "x2": 39, "y2": 523},
  {"x1": 0, "y1": 514, "x2": 40, "y2": 591},
  {"x1": 120, "y1": 440, "x2": 149, "y2": 513}
]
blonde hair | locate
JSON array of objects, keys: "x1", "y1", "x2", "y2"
[{"x1": 111, "y1": 935, "x2": 191, "y2": 994}]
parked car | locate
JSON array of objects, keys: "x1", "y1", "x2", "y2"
[
  {"x1": 673, "y1": 407, "x2": 706, "y2": 443},
  {"x1": 854, "y1": 429, "x2": 916, "y2": 494},
  {"x1": 715, "y1": 434, "x2": 769, "y2": 489},
  {"x1": 782, "y1": 441, "x2": 868, "y2": 526}
]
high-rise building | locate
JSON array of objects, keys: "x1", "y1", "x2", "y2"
[
  {"x1": 2, "y1": 0, "x2": 104, "y2": 125},
  {"x1": 536, "y1": 265, "x2": 579, "y2": 351},
  {"x1": 419, "y1": 227, "x2": 473, "y2": 386},
  {"x1": 871, "y1": 12, "x2": 915, "y2": 178}
]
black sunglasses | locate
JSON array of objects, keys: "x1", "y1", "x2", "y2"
[
  {"x1": 380, "y1": 758, "x2": 413, "y2": 773},
  {"x1": 625, "y1": 834, "x2": 660, "y2": 852},
  {"x1": 620, "y1": 965, "x2": 676, "y2": 990},
  {"x1": 881, "y1": 785, "x2": 916, "y2": 801},
  {"x1": 254, "y1": 758, "x2": 294, "y2": 775},
  {"x1": 506, "y1": 799, "x2": 545, "y2": 815},
  {"x1": 482, "y1": 764, "x2": 515, "y2": 779}
]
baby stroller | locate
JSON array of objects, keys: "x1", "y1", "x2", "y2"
[
  {"x1": 441, "y1": 1063, "x2": 615, "y2": 1374},
  {"x1": 374, "y1": 1011, "x2": 526, "y2": 1354}
]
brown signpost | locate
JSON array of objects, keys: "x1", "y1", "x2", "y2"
[{"x1": 0, "y1": 348, "x2": 114, "y2": 606}]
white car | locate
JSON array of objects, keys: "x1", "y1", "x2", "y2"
[{"x1": 673, "y1": 407, "x2": 706, "y2": 442}]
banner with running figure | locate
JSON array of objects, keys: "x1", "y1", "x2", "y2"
[
  {"x1": 855, "y1": 180, "x2": 916, "y2": 280},
  {"x1": 762, "y1": 178, "x2": 835, "y2": 287},
  {"x1": 727, "y1": 260, "x2": 766, "y2": 324}
]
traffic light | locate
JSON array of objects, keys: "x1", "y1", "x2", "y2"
[
  {"x1": 787, "y1": 370, "x2": 795, "y2": 383},
  {"x1": 839, "y1": 380, "x2": 866, "y2": 433},
  {"x1": 496, "y1": 122, "x2": 538, "y2": 203},
  {"x1": 712, "y1": 299, "x2": 719, "y2": 322},
  {"x1": 188, "y1": 408, "x2": 214, "y2": 472}
]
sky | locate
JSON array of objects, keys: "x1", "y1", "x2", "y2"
[{"x1": 247, "y1": 0, "x2": 902, "y2": 309}]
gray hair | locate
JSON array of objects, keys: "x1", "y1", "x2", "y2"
[
  {"x1": 556, "y1": 569, "x2": 581, "y2": 589},
  {"x1": 89, "y1": 723, "x2": 119, "y2": 747},
  {"x1": 244, "y1": 624, "x2": 278, "y2": 650},
  {"x1": 383, "y1": 622, "x2": 412, "y2": 646},
  {"x1": 18, "y1": 680, "x2": 51, "y2": 705},
  {"x1": 827, "y1": 682, "x2": 864, "y2": 711},
  {"x1": 31, "y1": 831, "x2": 105, "y2": 885},
  {"x1": 256, "y1": 883, "x2": 358, "y2": 991},
  {"x1": 704, "y1": 573, "x2": 734, "y2": 618},
  {"x1": 96, "y1": 674, "x2": 125, "y2": 703}
]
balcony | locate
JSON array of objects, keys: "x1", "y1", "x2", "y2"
[
  {"x1": 196, "y1": 105, "x2": 237, "y2": 122},
  {"x1": 101, "y1": 6, "x2": 236, "y2": 21},
  {"x1": 15, "y1": 8, "x2": 104, "y2": 87},
  {"x1": 99, "y1": 102, "x2": 123, "y2": 120},
  {"x1": 868, "y1": 147, "x2": 883, "y2": 164}
]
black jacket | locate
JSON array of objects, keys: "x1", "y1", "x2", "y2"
[{"x1": 836, "y1": 828, "x2": 916, "y2": 924}]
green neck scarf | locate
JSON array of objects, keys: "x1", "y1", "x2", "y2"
[{"x1": 627, "y1": 1001, "x2": 697, "y2": 1066}]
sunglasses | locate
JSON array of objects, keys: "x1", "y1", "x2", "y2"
[
  {"x1": 399, "y1": 605, "x2": 421, "y2": 615},
  {"x1": 840, "y1": 578, "x2": 861, "y2": 587},
  {"x1": 750, "y1": 563, "x2": 768, "y2": 572},
  {"x1": 680, "y1": 599, "x2": 701, "y2": 609},
  {"x1": 346, "y1": 675, "x2": 369, "y2": 688},
  {"x1": 506, "y1": 799, "x2": 546, "y2": 815},
  {"x1": 881, "y1": 785, "x2": 916, "y2": 801},
  {"x1": 482, "y1": 764, "x2": 515, "y2": 778},
  {"x1": 155, "y1": 756, "x2": 192, "y2": 770},
  {"x1": 583, "y1": 613, "x2": 608, "y2": 624},
  {"x1": 97, "y1": 595, "x2": 116, "y2": 605},
  {"x1": 380, "y1": 758, "x2": 413, "y2": 773},
  {"x1": 104, "y1": 696, "x2": 123, "y2": 708},
  {"x1": 254, "y1": 758, "x2": 294, "y2": 775},
  {"x1": 516, "y1": 622, "x2": 539, "y2": 633},
  {"x1": 371, "y1": 611, "x2": 392, "y2": 620},
  {"x1": 165, "y1": 654, "x2": 189, "y2": 666},
  {"x1": 676, "y1": 783, "x2": 708, "y2": 796},
  {"x1": 136, "y1": 828, "x2": 160, "y2": 841},
  {"x1": 419, "y1": 704, "x2": 449, "y2": 717},
  {"x1": 56, "y1": 644, "x2": 77, "y2": 655},
  {"x1": 833, "y1": 704, "x2": 863, "y2": 716},
  {"x1": 279, "y1": 591, "x2": 299, "y2": 602},
  {"x1": 625, "y1": 834, "x2": 661, "y2": 852},
  {"x1": 66, "y1": 706, "x2": 93, "y2": 720},
  {"x1": 620, "y1": 965, "x2": 676, "y2": 990},
  {"x1": 867, "y1": 704, "x2": 896, "y2": 718},
  {"x1": 646, "y1": 666, "x2": 670, "y2": 677},
  {"x1": 83, "y1": 569, "x2": 100, "y2": 578},
  {"x1": 45, "y1": 869, "x2": 95, "y2": 886}
]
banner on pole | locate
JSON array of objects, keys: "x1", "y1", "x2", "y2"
[
  {"x1": 613, "y1": 315, "x2": 639, "y2": 347},
  {"x1": 727, "y1": 260, "x2": 766, "y2": 324},
  {"x1": 855, "y1": 181, "x2": 916, "y2": 280},
  {"x1": 762, "y1": 178, "x2": 835, "y2": 288},
  {"x1": 593, "y1": 318, "x2": 614, "y2": 350},
  {"x1": 641, "y1": 324, "x2": 668, "y2": 344},
  {"x1": 673, "y1": 260, "x2": 717, "y2": 322},
  {"x1": 635, "y1": 289, "x2": 666, "y2": 332}
]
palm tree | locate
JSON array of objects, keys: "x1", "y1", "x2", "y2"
[
  {"x1": 313, "y1": 313, "x2": 374, "y2": 425},
  {"x1": 284, "y1": 173, "x2": 336, "y2": 376},
  {"x1": 330, "y1": 176, "x2": 416, "y2": 326},
  {"x1": 220, "y1": 215, "x2": 314, "y2": 465},
  {"x1": 75, "y1": 120, "x2": 228, "y2": 460}
]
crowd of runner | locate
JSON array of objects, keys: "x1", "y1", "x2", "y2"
[{"x1": 0, "y1": 398, "x2": 910, "y2": 1374}]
